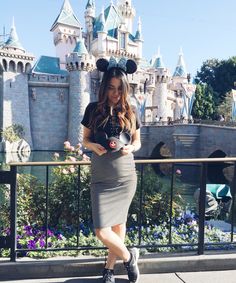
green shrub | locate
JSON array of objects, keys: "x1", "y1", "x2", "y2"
[{"x1": 1, "y1": 124, "x2": 24, "y2": 142}]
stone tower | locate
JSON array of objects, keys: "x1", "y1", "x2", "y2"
[
  {"x1": 134, "y1": 17, "x2": 143, "y2": 62},
  {"x1": 50, "y1": 0, "x2": 83, "y2": 69},
  {"x1": 0, "y1": 18, "x2": 34, "y2": 146},
  {"x1": 96, "y1": 7, "x2": 108, "y2": 58},
  {"x1": 151, "y1": 48, "x2": 170, "y2": 121},
  {"x1": 84, "y1": 0, "x2": 95, "y2": 51},
  {"x1": 170, "y1": 48, "x2": 194, "y2": 120},
  {"x1": 66, "y1": 38, "x2": 95, "y2": 145},
  {"x1": 117, "y1": 0, "x2": 136, "y2": 34}
]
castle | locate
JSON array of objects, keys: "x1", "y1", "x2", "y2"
[{"x1": 0, "y1": 0, "x2": 196, "y2": 151}]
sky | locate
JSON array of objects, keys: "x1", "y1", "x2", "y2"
[{"x1": 1, "y1": 0, "x2": 236, "y2": 77}]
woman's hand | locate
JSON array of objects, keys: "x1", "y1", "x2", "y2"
[
  {"x1": 83, "y1": 126, "x2": 107, "y2": 156},
  {"x1": 90, "y1": 143, "x2": 107, "y2": 156},
  {"x1": 121, "y1": 128, "x2": 141, "y2": 155},
  {"x1": 120, "y1": 144, "x2": 135, "y2": 155}
]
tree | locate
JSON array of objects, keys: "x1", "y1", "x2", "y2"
[
  {"x1": 195, "y1": 57, "x2": 236, "y2": 105},
  {"x1": 217, "y1": 91, "x2": 233, "y2": 121},
  {"x1": 192, "y1": 84, "x2": 216, "y2": 119}
]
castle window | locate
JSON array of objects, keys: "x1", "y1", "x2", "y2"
[
  {"x1": 17, "y1": 62, "x2": 24, "y2": 73},
  {"x1": 9, "y1": 60, "x2": 16, "y2": 72},
  {"x1": 3, "y1": 59, "x2": 7, "y2": 71},
  {"x1": 120, "y1": 32, "x2": 126, "y2": 49}
]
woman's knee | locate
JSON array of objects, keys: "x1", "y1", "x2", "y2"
[
  {"x1": 95, "y1": 227, "x2": 110, "y2": 240},
  {"x1": 112, "y1": 223, "x2": 126, "y2": 234}
]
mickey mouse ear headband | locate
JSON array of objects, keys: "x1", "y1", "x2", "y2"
[{"x1": 96, "y1": 56, "x2": 137, "y2": 74}]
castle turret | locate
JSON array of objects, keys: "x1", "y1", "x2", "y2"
[
  {"x1": 117, "y1": 0, "x2": 135, "y2": 33},
  {"x1": 50, "y1": 0, "x2": 82, "y2": 69},
  {"x1": 171, "y1": 48, "x2": 195, "y2": 120},
  {"x1": 0, "y1": 18, "x2": 34, "y2": 146},
  {"x1": 151, "y1": 48, "x2": 170, "y2": 121},
  {"x1": 66, "y1": 39, "x2": 95, "y2": 144},
  {"x1": 97, "y1": 7, "x2": 108, "y2": 57},
  {"x1": 84, "y1": 0, "x2": 95, "y2": 51},
  {"x1": 173, "y1": 47, "x2": 188, "y2": 82},
  {"x1": 134, "y1": 17, "x2": 143, "y2": 61}
]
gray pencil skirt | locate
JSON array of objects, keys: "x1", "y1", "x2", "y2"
[{"x1": 90, "y1": 151, "x2": 137, "y2": 229}]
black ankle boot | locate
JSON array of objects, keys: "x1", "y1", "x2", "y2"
[{"x1": 102, "y1": 268, "x2": 115, "y2": 283}]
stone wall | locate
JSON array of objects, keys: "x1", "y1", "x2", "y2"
[
  {"x1": 2, "y1": 72, "x2": 32, "y2": 146},
  {"x1": 29, "y1": 84, "x2": 69, "y2": 150}
]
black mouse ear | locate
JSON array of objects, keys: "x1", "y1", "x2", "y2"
[
  {"x1": 96, "y1": 58, "x2": 109, "y2": 72},
  {"x1": 126, "y1": 59, "x2": 137, "y2": 74}
]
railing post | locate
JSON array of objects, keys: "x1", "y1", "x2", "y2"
[
  {"x1": 77, "y1": 165, "x2": 81, "y2": 246},
  {"x1": 168, "y1": 164, "x2": 175, "y2": 244},
  {"x1": 198, "y1": 162, "x2": 207, "y2": 255},
  {"x1": 45, "y1": 166, "x2": 49, "y2": 248},
  {"x1": 138, "y1": 164, "x2": 144, "y2": 246},
  {"x1": 10, "y1": 165, "x2": 17, "y2": 262},
  {"x1": 230, "y1": 162, "x2": 236, "y2": 241}
]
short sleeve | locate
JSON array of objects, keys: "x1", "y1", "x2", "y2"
[{"x1": 81, "y1": 102, "x2": 97, "y2": 128}]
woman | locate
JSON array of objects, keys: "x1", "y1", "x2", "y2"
[{"x1": 81, "y1": 56, "x2": 141, "y2": 283}]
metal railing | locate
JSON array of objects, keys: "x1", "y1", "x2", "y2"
[{"x1": 1, "y1": 157, "x2": 236, "y2": 262}]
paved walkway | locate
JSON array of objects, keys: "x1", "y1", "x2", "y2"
[
  {"x1": 1, "y1": 253, "x2": 236, "y2": 282},
  {"x1": 3, "y1": 270, "x2": 236, "y2": 283}
]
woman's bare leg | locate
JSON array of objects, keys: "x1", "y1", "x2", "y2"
[
  {"x1": 95, "y1": 224, "x2": 130, "y2": 266},
  {"x1": 104, "y1": 223, "x2": 126, "y2": 269}
]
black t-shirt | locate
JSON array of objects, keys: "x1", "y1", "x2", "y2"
[{"x1": 81, "y1": 102, "x2": 141, "y2": 141}]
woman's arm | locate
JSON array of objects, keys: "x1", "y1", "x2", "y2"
[
  {"x1": 131, "y1": 128, "x2": 141, "y2": 152},
  {"x1": 82, "y1": 126, "x2": 107, "y2": 156}
]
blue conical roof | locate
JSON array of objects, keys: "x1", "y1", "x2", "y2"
[
  {"x1": 93, "y1": 3, "x2": 122, "y2": 38},
  {"x1": 4, "y1": 18, "x2": 24, "y2": 51},
  {"x1": 51, "y1": 0, "x2": 81, "y2": 30},
  {"x1": 135, "y1": 17, "x2": 143, "y2": 41},
  {"x1": 73, "y1": 38, "x2": 88, "y2": 54},
  {"x1": 173, "y1": 48, "x2": 187, "y2": 77},
  {"x1": 96, "y1": 7, "x2": 107, "y2": 32},
  {"x1": 86, "y1": 0, "x2": 95, "y2": 9},
  {"x1": 152, "y1": 48, "x2": 165, "y2": 68}
]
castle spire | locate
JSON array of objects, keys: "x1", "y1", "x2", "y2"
[
  {"x1": 73, "y1": 38, "x2": 88, "y2": 55},
  {"x1": 135, "y1": 17, "x2": 143, "y2": 41},
  {"x1": 152, "y1": 47, "x2": 165, "y2": 69},
  {"x1": 86, "y1": 0, "x2": 95, "y2": 9},
  {"x1": 4, "y1": 17, "x2": 25, "y2": 51},
  {"x1": 50, "y1": 0, "x2": 82, "y2": 69},
  {"x1": 97, "y1": 6, "x2": 107, "y2": 32},
  {"x1": 117, "y1": 0, "x2": 135, "y2": 33},
  {"x1": 173, "y1": 47, "x2": 187, "y2": 77},
  {"x1": 51, "y1": 0, "x2": 81, "y2": 30}
]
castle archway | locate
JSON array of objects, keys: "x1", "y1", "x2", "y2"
[{"x1": 150, "y1": 142, "x2": 172, "y2": 176}]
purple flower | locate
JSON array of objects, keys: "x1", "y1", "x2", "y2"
[
  {"x1": 27, "y1": 240, "x2": 36, "y2": 249},
  {"x1": 57, "y1": 234, "x2": 63, "y2": 240},
  {"x1": 24, "y1": 225, "x2": 33, "y2": 236},
  {"x1": 47, "y1": 229, "x2": 54, "y2": 237},
  {"x1": 39, "y1": 238, "x2": 45, "y2": 248},
  {"x1": 5, "y1": 228, "x2": 11, "y2": 236}
]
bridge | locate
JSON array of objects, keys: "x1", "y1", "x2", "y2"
[{"x1": 139, "y1": 123, "x2": 236, "y2": 159}]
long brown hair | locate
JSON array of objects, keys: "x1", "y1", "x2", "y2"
[{"x1": 89, "y1": 68, "x2": 136, "y2": 134}]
